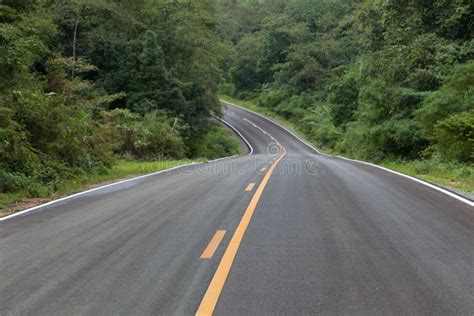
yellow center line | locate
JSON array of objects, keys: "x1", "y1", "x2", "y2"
[
  {"x1": 245, "y1": 183, "x2": 255, "y2": 192},
  {"x1": 200, "y1": 230, "x2": 227, "y2": 259},
  {"x1": 196, "y1": 120, "x2": 287, "y2": 316}
]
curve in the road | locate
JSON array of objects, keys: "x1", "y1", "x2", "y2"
[
  {"x1": 196, "y1": 118, "x2": 287, "y2": 315},
  {"x1": 222, "y1": 100, "x2": 474, "y2": 207},
  {"x1": 0, "y1": 116, "x2": 254, "y2": 222},
  {"x1": 1, "y1": 100, "x2": 473, "y2": 315}
]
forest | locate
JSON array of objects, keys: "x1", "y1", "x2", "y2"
[
  {"x1": 0, "y1": 0, "x2": 239, "y2": 205},
  {"x1": 0, "y1": 0, "x2": 473, "y2": 207},
  {"x1": 218, "y1": 0, "x2": 473, "y2": 190}
]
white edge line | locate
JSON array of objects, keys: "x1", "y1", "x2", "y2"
[
  {"x1": 0, "y1": 163, "x2": 194, "y2": 221},
  {"x1": 221, "y1": 100, "x2": 327, "y2": 157},
  {"x1": 216, "y1": 116, "x2": 254, "y2": 155},
  {"x1": 0, "y1": 130, "x2": 253, "y2": 222},
  {"x1": 221, "y1": 99, "x2": 474, "y2": 207},
  {"x1": 337, "y1": 156, "x2": 474, "y2": 207},
  {"x1": 1, "y1": 116, "x2": 255, "y2": 222}
]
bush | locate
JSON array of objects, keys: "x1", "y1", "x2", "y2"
[
  {"x1": 0, "y1": 171, "x2": 29, "y2": 192},
  {"x1": 257, "y1": 90, "x2": 288, "y2": 111},
  {"x1": 196, "y1": 123, "x2": 241, "y2": 159},
  {"x1": 219, "y1": 83, "x2": 234, "y2": 96},
  {"x1": 415, "y1": 62, "x2": 474, "y2": 162},
  {"x1": 1, "y1": 89, "x2": 113, "y2": 194},
  {"x1": 327, "y1": 68, "x2": 359, "y2": 127},
  {"x1": 11, "y1": 90, "x2": 113, "y2": 170},
  {"x1": 416, "y1": 61, "x2": 474, "y2": 129},
  {"x1": 0, "y1": 106, "x2": 37, "y2": 174},
  {"x1": 433, "y1": 110, "x2": 474, "y2": 162},
  {"x1": 102, "y1": 109, "x2": 186, "y2": 160}
]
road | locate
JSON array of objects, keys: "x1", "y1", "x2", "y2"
[{"x1": 1, "y1": 102, "x2": 473, "y2": 315}]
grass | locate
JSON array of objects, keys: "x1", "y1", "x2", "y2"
[
  {"x1": 0, "y1": 159, "x2": 201, "y2": 212},
  {"x1": 0, "y1": 192, "x2": 26, "y2": 211},
  {"x1": 221, "y1": 95, "x2": 473, "y2": 193},
  {"x1": 62, "y1": 159, "x2": 201, "y2": 190},
  {"x1": 381, "y1": 160, "x2": 474, "y2": 192}
]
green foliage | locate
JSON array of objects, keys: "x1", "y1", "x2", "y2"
[
  {"x1": 382, "y1": 157, "x2": 474, "y2": 192},
  {"x1": 416, "y1": 61, "x2": 474, "y2": 162},
  {"x1": 1, "y1": 87, "x2": 113, "y2": 195},
  {"x1": 0, "y1": 0, "x2": 241, "y2": 203},
  {"x1": 0, "y1": 4, "x2": 53, "y2": 91},
  {"x1": 327, "y1": 67, "x2": 359, "y2": 127},
  {"x1": 416, "y1": 61, "x2": 474, "y2": 127},
  {"x1": 230, "y1": 34, "x2": 264, "y2": 93},
  {"x1": 0, "y1": 107, "x2": 36, "y2": 175},
  {"x1": 54, "y1": 0, "x2": 223, "y2": 155},
  {"x1": 196, "y1": 123, "x2": 241, "y2": 159},
  {"x1": 0, "y1": 158, "x2": 199, "y2": 210},
  {"x1": 102, "y1": 109, "x2": 185, "y2": 160},
  {"x1": 221, "y1": 0, "x2": 474, "y2": 164},
  {"x1": 433, "y1": 110, "x2": 474, "y2": 162}
]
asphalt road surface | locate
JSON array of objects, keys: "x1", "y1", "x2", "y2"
[{"x1": 1, "y1": 102, "x2": 473, "y2": 315}]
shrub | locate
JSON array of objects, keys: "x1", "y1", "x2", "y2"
[
  {"x1": 416, "y1": 62, "x2": 474, "y2": 161},
  {"x1": 416, "y1": 61, "x2": 474, "y2": 129},
  {"x1": 196, "y1": 123, "x2": 241, "y2": 159},
  {"x1": 433, "y1": 110, "x2": 474, "y2": 162},
  {"x1": 102, "y1": 109, "x2": 186, "y2": 160}
]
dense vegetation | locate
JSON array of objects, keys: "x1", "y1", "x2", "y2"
[
  {"x1": 219, "y1": 1, "x2": 473, "y2": 171},
  {"x1": 0, "y1": 0, "x2": 240, "y2": 200},
  {"x1": 1, "y1": 0, "x2": 472, "y2": 206}
]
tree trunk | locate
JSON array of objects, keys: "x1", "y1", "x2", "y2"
[{"x1": 71, "y1": 16, "x2": 79, "y2": 80}]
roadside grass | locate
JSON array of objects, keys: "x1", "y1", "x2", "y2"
[
  {"x1": 0, "y1": 159, "x2": 201, "y2": 212},
  {"x1": 221, "y1": 95, "x2": 474, "y2": 193},
  {"x1": 381, "y1": 160, "x2": 474, "y2": 192},
  {"x1": 0, "y1": 192, "x2": 26, "y2": 211}
]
